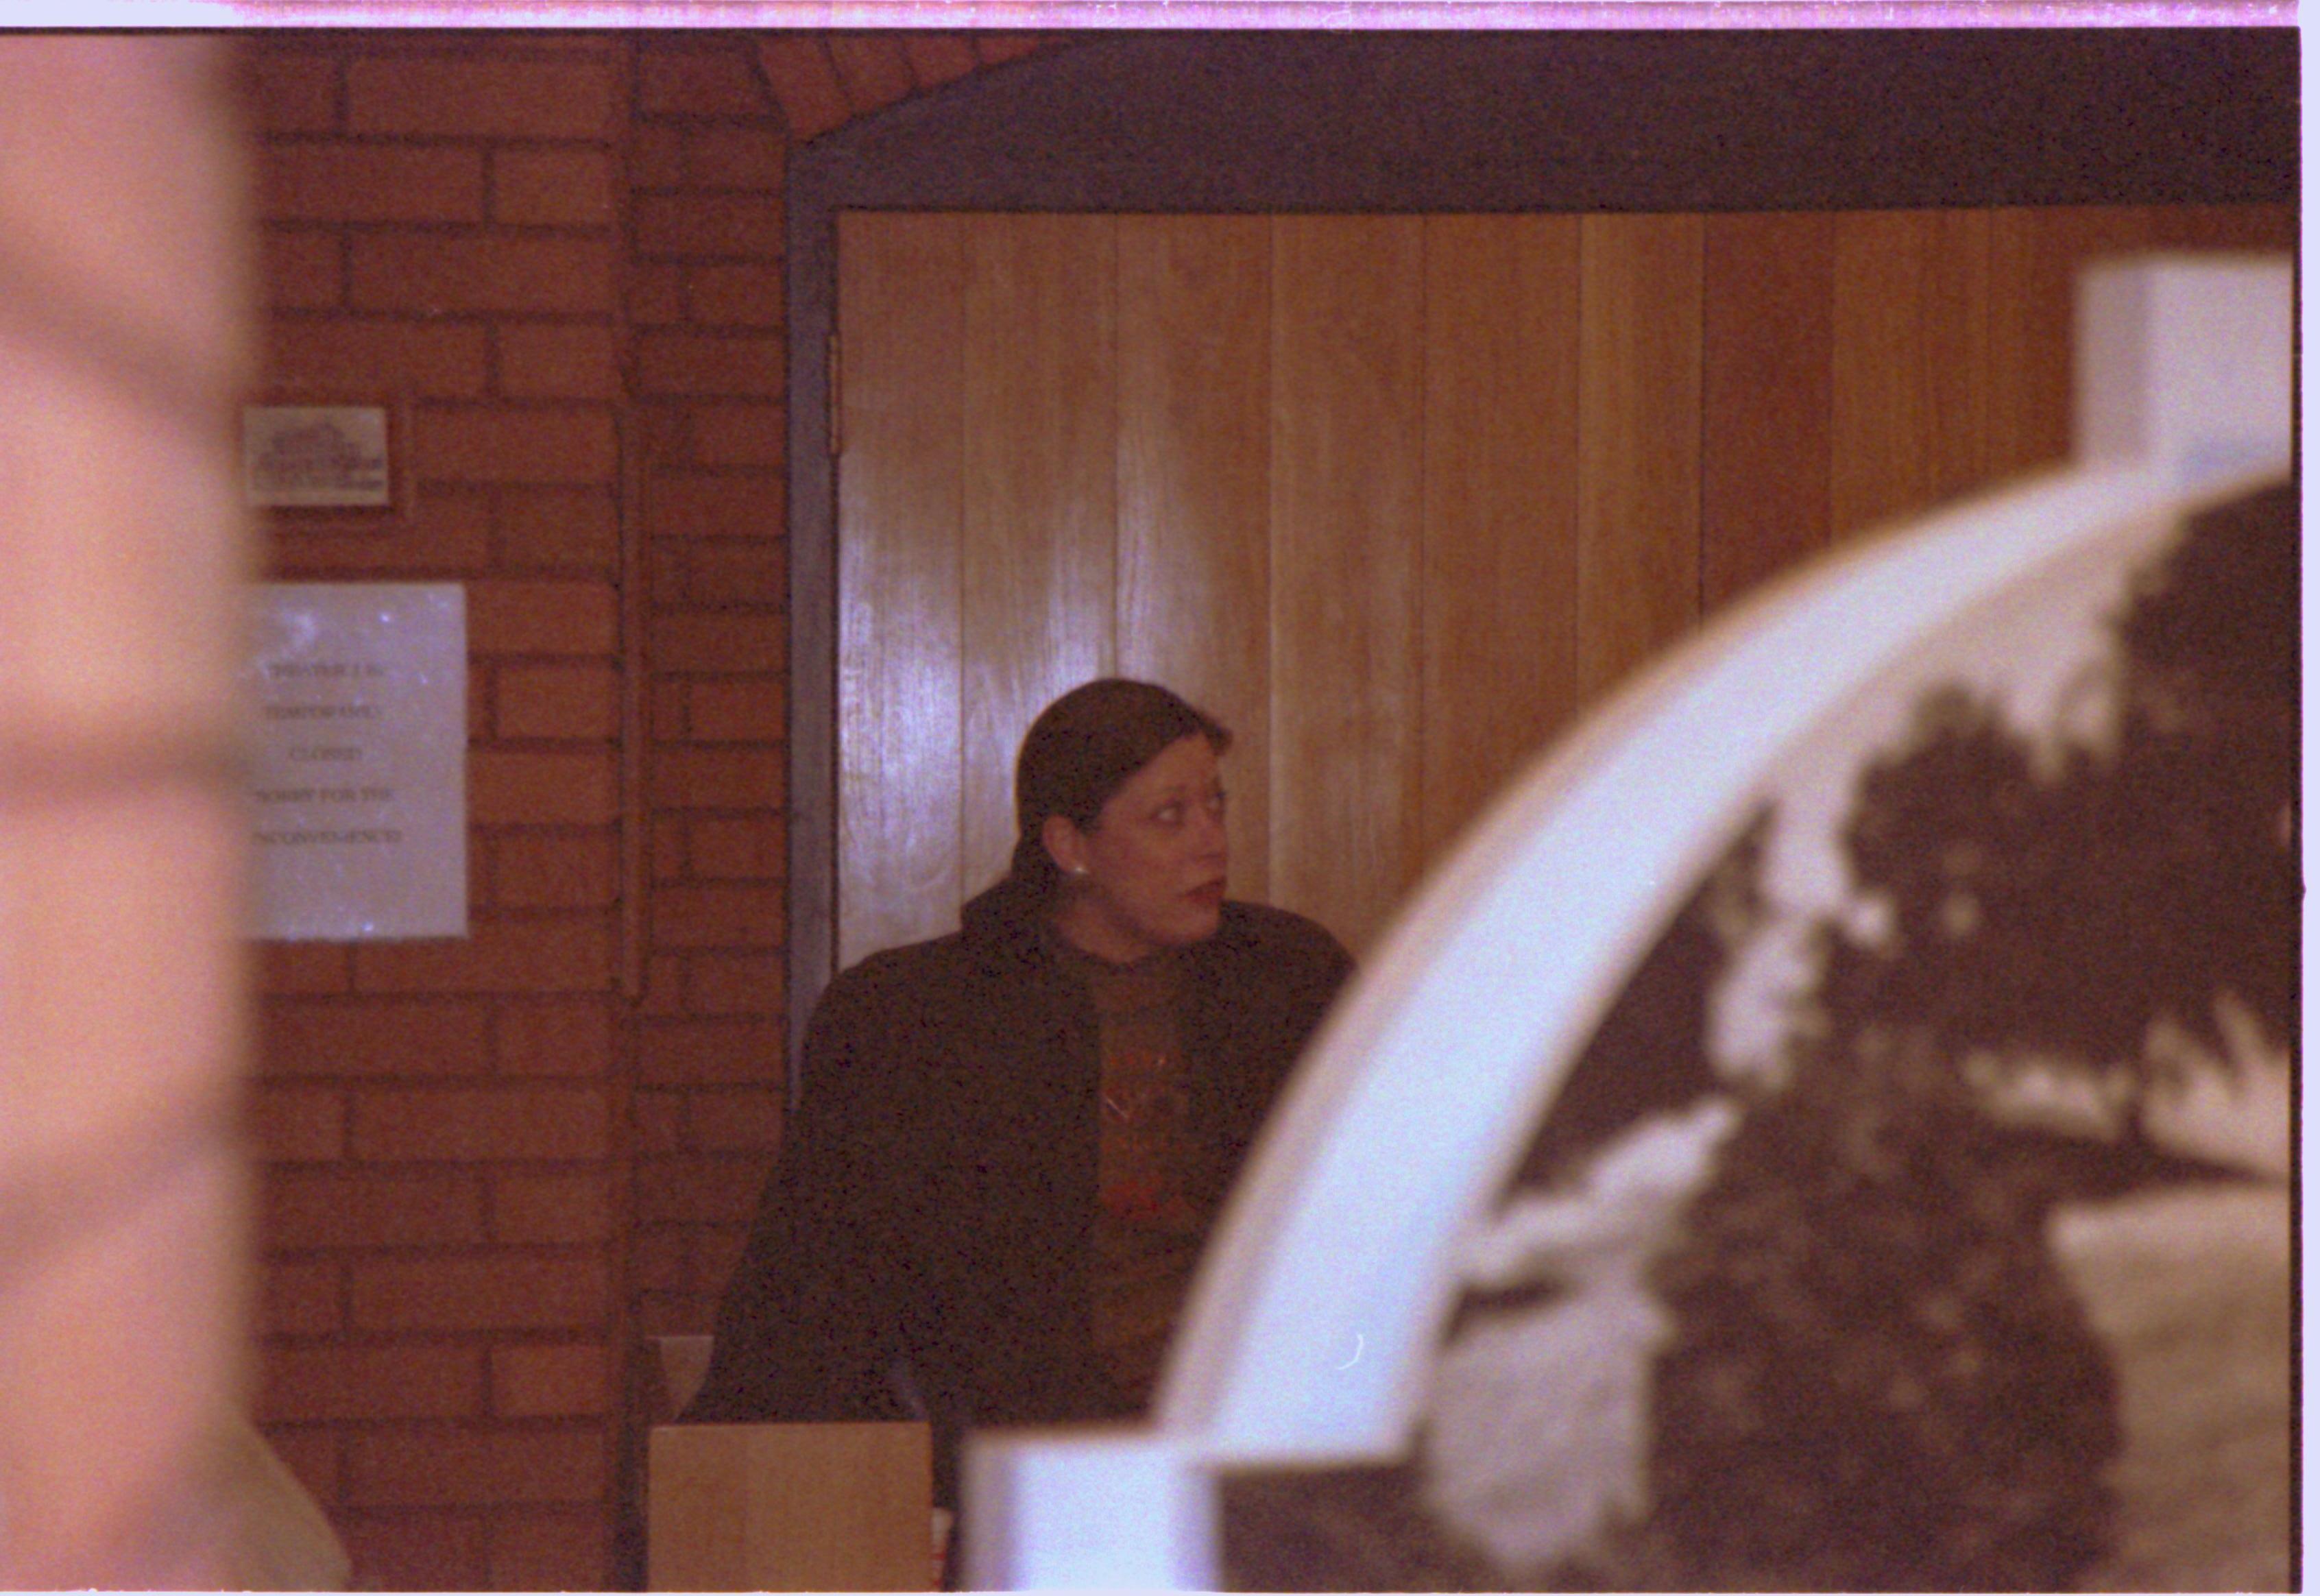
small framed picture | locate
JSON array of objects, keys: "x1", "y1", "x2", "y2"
[{"x1": 243, "y1": 403, "x2": 394, "y2": 509}]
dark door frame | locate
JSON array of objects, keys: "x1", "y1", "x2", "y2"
[{"x1": 780, "y1": 27, "x2": 2295, "y2": 1076}]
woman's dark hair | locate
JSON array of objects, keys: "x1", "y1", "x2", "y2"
[{"x1": 1004, "y1": 677, "x2": 1231, "y2": 905}]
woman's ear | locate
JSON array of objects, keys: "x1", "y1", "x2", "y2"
[{"x1": 1041, "y1": 813, "x2": 1089, "y2": 878}]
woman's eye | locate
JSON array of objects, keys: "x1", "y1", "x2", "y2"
[{"x1": 1152, "y1": 803, "x2": 1182, "y2": 826}]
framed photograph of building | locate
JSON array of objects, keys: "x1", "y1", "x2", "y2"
[{"x1": 243, "y1": 402, "x2": 394, "y2": 509}]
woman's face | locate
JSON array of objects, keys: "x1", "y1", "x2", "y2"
[{"x1": 1044, "y1": 734, "x2": 1229, "y2": 965}]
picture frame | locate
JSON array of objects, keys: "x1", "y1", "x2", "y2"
[{"x1": 242, "y1": 401, "x2": 396, "y2": 509}]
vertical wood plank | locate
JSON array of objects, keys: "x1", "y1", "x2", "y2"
[
  {"x1": 1829, "y1": 208, "x2": 1992, "y2": 538},
  {"x1": 836, "y1": 213, "x2": 967, "y2": 967},
  {"x1": 1701, "y1": 211, "x2": 1835, "y2": 614},
  {"x1": 1116, "y1": 215, "x2": 1274, "y2": 902},
  {"x1": 1987, "y1": 202, "x2": 2299, "y2": 481},
  {"x1": 960, "y1": 213, "x2": 1120, "y2": 899},
  {"x1": 1575, "y1": 213, "x2": 1704, "y2": 704},
  {"x1": 1419, "y1": 213, "x2": 1582, "y2": 860},
  {"x1": 1269, "y1": 214, "x2": 1425, "y2": 954}
]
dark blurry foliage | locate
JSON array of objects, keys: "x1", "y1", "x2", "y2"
[{"x1": 1606, "y1": 482, "x2": 2298, "y2": 1590}]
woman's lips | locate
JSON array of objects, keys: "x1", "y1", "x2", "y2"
[{"x1": 1187, "y1": 882, "x2": 1226, "y2": 908}]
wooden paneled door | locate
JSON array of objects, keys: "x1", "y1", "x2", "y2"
[{"x1": 832, "y1": 205, "x2": 2293, "y2": 967}]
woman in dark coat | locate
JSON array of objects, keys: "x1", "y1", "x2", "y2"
[{"x1": 684, "y1": 679, "x2": 1353, "y2": 1519}]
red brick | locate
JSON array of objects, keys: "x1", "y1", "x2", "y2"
[
  {"x1": 690, "y1": 814, "x2": 784, "y2": 880},
  {"x1": 262, "y1": 998, "x2": 492, "y2": 1078},
  {"x1": 638, "y1": 330, "x2": 780, "y2": 397},
  {"x1": 629, "y1": 263, "x2": 687, "y2": 326},
  {"x1": 651, "y1": 611, "x2": 785, "y2": 674},
  {"x1": 261, "y1": 1425, "x2": 343, "y2": 1508},
  {"x1": 498, "y1": 322, "x2": 618, "y2": 400},
  {"x1": 496, "y1": 486, "x2": 618, "y2": 572},
  {"x1": 260, "y1": 1343, "x2": 485, "y2": 1423},
  {"x1": 265, "y1": 1166, "x2": 487, "y2": 1248},
  {"x1": 488, "y1": 1508, "x2": 612, "y2": 1591},
  {"x1": 490, "y1": 1343, "x2": 609, "y2": 1417},
  {"x1": 650, "y1": 814, "x2": 687, "y2": 880},
  {"x1": 902, "y1": 34, "x2": 980, "y2": 90},
  {"x1": 638, "y1": 44, "x2": 772, "y2": 117},
  {"x1": 649, "y1": 677, "x2": 690, "y2": 738},
  {"x1": 269, "y1": 488, "x2": 493, "y2": 576},
  {"x1": 684, "y1": 1085, "x2": 782, "y2": 1150},
  {"x1": 688, "y1": 402, "x2": 784, "y2": 468},
  {"x1": 492, "y1": 1171, "x2": 612, "y2": 1246},
  {"x1": 637, "y1": 1019, "x2": 782, "y2": 1085},
  {"x1": 349, "y1": 1254, "x2": 611, "y2": 1333},
  {"x1": 680, "y1": 125, "x2": 783, "y2": 189},
  {"x1": 636, "y1": 1154, "x2": 769, "y2": 1225},
  {"x1": 631, "y1": 123, "x2": 684, "y2": 186},
  {"x1": 692, "y1": 1225, "x2": 754, "y2": 1300},
  {"x1": 350, "y1": 1085, "x2": 609, "y2": 1161},
  {"x1": 650, "y1": 472, "x2": 782, "y2": 540},
  {"x1": 683, "y1": 539, "x2": 786, "y2": 606},
  {"x1": 467, "y1": 664, "x2": 492, "y2": 745},
  {"x1": 496, "y1": 1000, "x2": 614, "y2": 1078},
  {"x1": 686, "y1": 263, "x2": 784, "y2": 328},
  {"x1": 686, "y1": 678, "x2": 782, "y2": 743},
  {"x1": 411, "y1": 405, "x2": 616, "y2": 485},
  {"x1": 651, "y1": 747, "x2": 782, "y2": 810},
  {"x1": 353, "y1": 914, "x2": 615, "y2": 994},
  {"x1": 346, "y1": 1426, "x2": 609, "y2": 1507},
  {"x1": 350, "y1": 234, "x2": 616, "y2": 315},
  {"x1": 267, "y1": 318, "x2": 489, "y2": 397},
  {"x1": 756, "y1": 37, "x2": 849, "y2": 139},
  {"x1": 263, "y1": 229, "x2": 343, "y2": 311},
  {"x1": 830, "y1": 35, "x2": 915, "y2": 114},
  {"x1": 497, "y1": 661, "x2": 618, "y2": 741},
  {"x1": 470, "y1": 748, "x2": 618, "y2": 825},
  {"x1": 631, "y1": 1224, "x2": 688, "y2": 1290},
  {"x1": 653, "y1": 884, "x2": 781, "y2": 948},
  {"x1": 635, "y1": 404, "x2": 692, "y2": 466},
  {"x1": 633, "y1": 193, "x2": 783, "y2": 262},
  {"x1": 640, "y1": 954, "x2": 688, "y2": 1016},
  {"x1": 338, "y1": 1510, "x2": 487, "y2": 1591},
  {"x1": 250, "y1": 52, "x2": 340, "y2": 134},
  {"x1": 492, "y1": 146, "x2": 616, "y2": 227},
  {"x1": 259, "y1": 1257, "x2": 343, "y2": 1336},
  {"x1": 469, "y1": 576, "x2": 618, "y2": 655},
  {"x1": 492, "y1": 830, "x2": 618, "y2": 910},
  {"x1": 347, "y1": 56, "x2": 618, "y2": 138},
  {"x1": 977, "y1": 33, "x2": 1051, "y2": 65},
  {"x1": 248, "y1": 1084, "x2": 346, "y2": 1162},
  {"x1": 257, "y1": 942, "x2": 352, "y2": 995},
  {"x1": 634, "y1": 1091, "x2": 685, "y2": 1156},
  {"x1": 684, "y1": 952, "x2": 784, "y2": 1017},
  {"x1": 261, "y1": 142, "x2": 484, "y2": 223}
]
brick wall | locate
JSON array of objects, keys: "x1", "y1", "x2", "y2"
[
  {"x1": 245, "y1": 32, "x2": 630, "y2": 1591},
  {"x1": 237, "y1": 28, "x2": 1050, "y2": 1591}
]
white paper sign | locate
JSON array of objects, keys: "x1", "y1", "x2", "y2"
[{"x1": 246, "y1": 583, "x2": 467, "y2": 939}]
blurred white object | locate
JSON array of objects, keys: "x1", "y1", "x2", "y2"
[
  {"x1": 961, "y1": 255, "x2": 2293, "y2": 1588},
  {"x1": 1423, "y1": 1098, "x2": 1740, "y2": 1573},
  {"x1": 2074, "y1": 256, "x2": 2292, "y2": 488}
]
